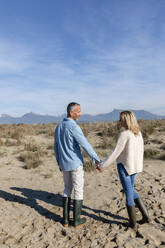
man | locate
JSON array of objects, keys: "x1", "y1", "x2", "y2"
[{"x1": 54, "y1": 102, "x2": 101, "y2": 228}]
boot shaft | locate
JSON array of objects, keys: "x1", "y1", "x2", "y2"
[
  {"x1": 134, "y1": 197, "x2": 150, "y2": 223},
  {"x1": 73, "y1": 199, "x2": 86, "y2": 227},
  {"x1": 126, "y1": 205, "x2": 137, "y2": 230},
  {"x1": 63, "y1": 197, "x2": 71, "y2": 226}
]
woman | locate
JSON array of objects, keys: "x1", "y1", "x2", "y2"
[{"x1": 97, "y1": 111, "x2": 150, "y2": 230}]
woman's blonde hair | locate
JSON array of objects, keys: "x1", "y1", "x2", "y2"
[{"x1": 120, "y1": 110, "x2": 140, "y2": 135}]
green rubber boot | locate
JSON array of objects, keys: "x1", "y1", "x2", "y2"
[
  {"x1": 73, "y1": 200, "x2": 86, "y2": 228},
  {"x1": 62, "y1": 197, "x2": 71, "y2": 227},
  {"x1": 135, "y1": 197, "x2": 151, "y2": 224},
  {"x1": 126, "y1": 205, "x2": 137, "y2": 230}
]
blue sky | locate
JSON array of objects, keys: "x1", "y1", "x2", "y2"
[{"x1": 0, "y1": 0, "x2": 165, "y2": 116}]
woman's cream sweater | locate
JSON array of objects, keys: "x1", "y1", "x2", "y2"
[{"x1": 99, "y1": 130, "x2": 144, "y2": 175}]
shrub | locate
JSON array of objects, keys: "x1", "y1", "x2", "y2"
[
  {"x1": 47, "y1": 143, "x2": 54, "y2": 150},
  {"x1": 150, "y1": 139, "x2": 163, "y2": 144},
  {"x1": 141, "y1": 126, "x2": 155, "y2": 140},
  {"x1": 97, "y1": 150, "x2": 109, "y2": 159},
  {"x1": 24, "y1": 142, "x2": 46, "y2": 155},
  {"x1": 25, "y1": 142, "x2": 40, "y2": 152},
  {"x1": 158, "y1": 127, "x2": 165, "y2": 132},
  {"x1": 144, "y1": 149, "x2": 159, "y2": 159},
  {"x1": 19, "y1": 141, "x2": 45, "y2": 169},
  {"x1": 96, "y1": 122, "x2": 118, "y2": 139},
  {"x1": 97, "y1": 136, "x2": 115, "y2": 149},
  {"x1": 5, "y1": 138, "x2": 18, "y2": 146},
  {"x1": 84, "y1": 161, "x2": 96, "y2": 172},
  {"x1": 19, "y1": 151, "x2": 41, "y2": 169},
  {"x1": 10, "y1": 130, "x2": 23, "y2": 140},
  {"x1": 80, "y1": 123, "x2": 95, "y2": 137},
  {"x1": 35, "y1": 123, "x2": 56, "y2": 137}
]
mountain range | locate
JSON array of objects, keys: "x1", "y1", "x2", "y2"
[{"x1": 0, "y1": 109, "x2": 164, "y2": 124}]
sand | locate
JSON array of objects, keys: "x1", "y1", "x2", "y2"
[{"x1": 0, "y1": 155, "x2": 165, "y2": 248}]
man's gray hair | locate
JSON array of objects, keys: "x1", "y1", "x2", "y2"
[{"x1": 67, "y1": 102, "x2": 80, "y2": 117}]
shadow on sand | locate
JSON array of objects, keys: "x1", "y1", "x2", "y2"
[{"x1": 0, "y1": 187, "x2": 128, "y2": 226}]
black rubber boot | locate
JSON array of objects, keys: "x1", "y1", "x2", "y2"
[
  {"x1": 134, "y1": 197, "x2": 151, "y2": 224},
  {"x1": 73, "y1": 200, "x2": 86, "y2": 228},
  {"x1": 126, "y1": 205, "x2": 137, "y2": 230},
  {"x1": 62, "y1": 197, "x2": 71, "y2": 227}
]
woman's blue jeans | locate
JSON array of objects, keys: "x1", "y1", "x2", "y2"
[{"x1": 117, "y1": 163, "x2": 139, "y2": 206}]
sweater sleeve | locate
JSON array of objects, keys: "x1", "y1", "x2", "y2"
[{"x1": 99, "y1": 131, "x2": 128, "y2": 169}]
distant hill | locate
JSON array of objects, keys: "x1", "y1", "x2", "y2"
[{"x1": 0, "y1": 109, "x2": 164, "y2": 124}]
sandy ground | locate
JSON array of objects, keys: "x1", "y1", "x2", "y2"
[{"x1": 0, "y1": 153, "x2": 165, "y2": 248}]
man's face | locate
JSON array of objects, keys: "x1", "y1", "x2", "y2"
[{"x1": 70, "y1": 105, "x2": 82, "y2": 120}]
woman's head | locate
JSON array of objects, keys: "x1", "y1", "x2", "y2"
[{"x1": 119, "y1": 110, "x2": 140, "y2": 135}]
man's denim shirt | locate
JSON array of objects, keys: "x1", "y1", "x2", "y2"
[{"x1": 54, "y1": 118, "x2": 100, "y2": 171}]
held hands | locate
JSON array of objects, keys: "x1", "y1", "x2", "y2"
[{"x1": 95, "y1": 162, "x2": 104, "y2": 173}]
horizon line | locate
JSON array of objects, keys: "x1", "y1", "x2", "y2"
[{"x1": 1, "y1": 108, "x2": 165, "y2": 118}]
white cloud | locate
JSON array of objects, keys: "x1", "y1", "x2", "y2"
[{"x1": 0, "y1": 1, "x2": 165, "y2": 116}]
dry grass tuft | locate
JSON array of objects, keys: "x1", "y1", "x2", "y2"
[
  {"x1": 34, "y1": 123, "x2": 56, "y2": 137},
  {"x1": 144, "y1": 149, "x2": 159, "y2": 159},
  {"x1": 84, "y1": 161, "x2": 96, "y2": 172},
  {"x1": 19, "y1": 151, "x2": 41, "y2": 169},
  {"x1": 18, "y1": 141, "x2": 47, "y2": 169}
]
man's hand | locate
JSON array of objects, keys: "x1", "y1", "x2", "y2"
[{"x1": 95, "y1": 162, "x2": 104, "y2": 173}]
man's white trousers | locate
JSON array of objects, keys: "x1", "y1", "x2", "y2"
[{"x1": 63, "y1": 165, "x2": 84, "y2": 200}]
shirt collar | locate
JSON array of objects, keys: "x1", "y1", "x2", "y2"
[{"x1": 63, "y1": 117, "x2": 77, "y2": 123}]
